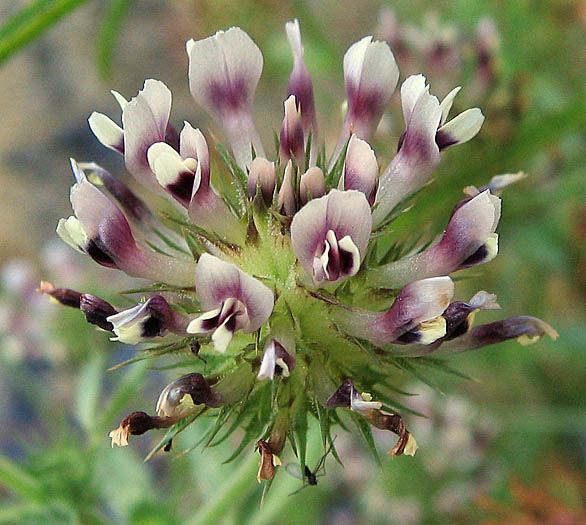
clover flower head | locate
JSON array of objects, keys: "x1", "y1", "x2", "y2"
[{"x1": 44, "y1": 19, "x2": 555, "y2": 485}]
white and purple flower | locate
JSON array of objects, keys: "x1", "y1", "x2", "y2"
[{"x1": 46, "y1": 19, "x2": 555, "y2": 481}]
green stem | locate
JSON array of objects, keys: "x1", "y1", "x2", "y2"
[{"x1": 186, "y1": 453, "x2": 259, "y2": 525}]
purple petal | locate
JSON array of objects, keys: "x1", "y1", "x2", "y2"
[
  {"x1": 334, "y1": 277, "x2": 454, "y2": 346},
  {"x1": 107, "y1": 295, "x2": 188, "y2": 344},
  {"x1": 122, "y1": 79, "x2": 172, "y2": 183},
  {"x1": 373, "y1": 76, "x2": 441, "y2": 226},
  {"x1": 344, "y1": 36, "x2": 399, "y2": 138},
  {"x1": 285, "y1": 19, "x2": 316, "y2": 138},
  {"x1": 277, "y1": 160, "x2": 297, "y2": 217},
  {"x1": 279, "y1": 95, "x2": 305, "y2": 167},
  {"x1": 66, "y1": 159, "x2": 139, "y2": 269},
  {"x1": 247, "y1": 157, "x2": 276, "y2": 203},
  {"x1": 178, "y1": 120, "x2": 200, "y2": 160},
  {"x1": 436, "y1": 107, "x2": 484, "y2": 150},
  {"x1": 291, "y1": 189, "x2": 372, "y2": 285},
  {"x1": 367, "y1": 191, "x2": 501, "y2": 288},
  {"x1": 77, "y1": 162, "x2": 152, "y2": 222},
  {"x1": 59, "y1": 160, "x2": 196, "y2": 286},
  {"x1": 186, "y1": 129, "x2": 245, "y2": 244},
  {"x1": 330, "y1": 35, "x2": 399, "y2": 166},
  {"x1": 339, "y1": 135, "x2": 378, "y2": 205},
  {"x1": 431, "y1": 316, "x2": 558, "y2": 355},
  {"x1": 186, "y1": 27, "x2": 264, "y2": 169},
  {"x1": 299, "y1": 167, "x2": 325, "y2": 205},
  {"x1": 194, "y1": 254, "x2": 274, "y2": 333},
  {"x1": 257, "y1": 339, "x2": 296, "y2": 380}
]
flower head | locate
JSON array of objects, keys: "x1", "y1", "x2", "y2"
[{"x1": 44, "y1": 20, "x2": 554, "y2": 485}]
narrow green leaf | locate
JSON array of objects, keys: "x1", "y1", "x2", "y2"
[
  {"x1": 0, "y1": 0, "x2": 92, "y2": 65},
  {"x1": 97, "y1": 0, "x2": 135, "y2": 79},
  {"x1": 144, "y1": 410, "x2": 205, "y2": 462},
  {"x1": 348, "y1": 411, "x2": 381, "y2": 467},
  {"x1": 0, "y1": 455, "x2": 44, "y2": 501},
  {"x1": 151, "y1": 227, "x2": 190, "y2": 255},
  {"x1": 291, "y1": 392, "x2": 308, "y2": 474},
  {"x1": 75, "y1": 353, "x2": 105, "y2": 434},
  {"x1": 96, "y1": 361, "x2": 148, "y2": 435},
  {"x1": 118, "y1": 283, "x2": 195, "y2": 295}
]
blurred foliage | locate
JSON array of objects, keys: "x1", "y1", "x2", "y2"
[{"x1": 0, "y1": 0, "x2": 585, "y2": 523}]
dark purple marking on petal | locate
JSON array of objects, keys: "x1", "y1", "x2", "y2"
[
  {"x1": 86, "y1": 238, "x2": 119, "y2": 269},
  {"x1": 167, "y1": 171, "x2": 196, "y2": 206},
  {"x1": 208, "y1": 78, "x2": 248, "y2": 114},
  {"x1": 464, "y1": 316, "x2": 549, "y2": 347},
  {"x1": 165, "y1": 124, "x2": 180, "y2": 151},
  {"x1": 80, "y1": 294, "x2": 117, "y2": 331},
  {"x1": 435, "y1": 128, "x2": 458, "y2": 150},
  {"x1": 459, "y1": 244, "x2": 489, "y2": 269},
  {"x1": 326, "y1": 379, "x2": 353, "y2": 408},
  {"x1": 141, "y1": 315, "x2": 163, "y2": 338},
  {"x1": 339, "y1": 245, "x2": 357, "y2": 276},
  {"x1": 113, "y1": 137, "x2": 125, "y2": 155},
  {"x1": 280, "y1": 119, "x2": 305, "y2": 162},
  {"x1": 288, "y1": 69, "x2": 315, "y2": 133},
  {"x1": 88, "y1": 166, "x2": 151, "y2": 222},
  {"x1": 394, "y1": 330, "x2": 422, "y2": 344},
  {"x1": 347, "y1": 85, "x2": 385, "y2": 121},
  {"x1": 396, "y1": 131, "x2": 406, "y2": 152},
  {"x1": 323, "y1": 235, "x2": 341, "y2": 282},
  {"x1": 200, "y1": 313, "x2": 222, "y2": 332},
  {"x1": 441, "y1": 301, "x2": 476, "y2": 341},
  {"x1": 399, "y1": 130, "x2": 435, "y2": 162}
]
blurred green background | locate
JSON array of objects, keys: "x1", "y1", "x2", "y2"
[{"x1": 0, "y1": 0, "x2": 584, "y2": 523}]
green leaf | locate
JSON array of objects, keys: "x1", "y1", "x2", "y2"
[
  {"x1": 96, "y1": 361, "x2": 148, "y2": 436},
  {"x1": 291, "y1": 392, "x2": 308, "y2": 474},
  {"x1": 75, "y1": 353, "x2": 105, "y2": 434},
  {"x1": 0, "y1": 0, "x2": 91, "y2": 65},
  {"x1": 415, "y1": 356, "x2": 477, "y2": 381},
  {"x1": 144, "y1": 410, "x2": 206, "y2": 462},
  {"x1": 0, "y1": 504, "x2": 45, "y2": 523},
  {"x1": 106, "y1": 339, "x2": 190, "y2": 371},
  {"x1": 97, "y1": 0, "x2": 135, "y2": 80},
  {"x1": 389, "y1": 357, "x2": 445, "y2": 395},
  {"x1": 348, "y1": 411, "x2": 381, "y2": 467},
  {"x1": 150, "y1": 227, "x2": 190, "y2": 255},
  {"x1": 215, "y1": 143, "x2": 248, "y2": 192},
  {"x1": 0, "y1": 455, "x2": 45, "y2": 501},
  {"x1": 118, "y1": 283, "x2": 195, "y2": 295}
]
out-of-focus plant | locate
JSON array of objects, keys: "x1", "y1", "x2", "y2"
[{"x1": 0, "y1": 0, "x2": 135, "y2": 78}]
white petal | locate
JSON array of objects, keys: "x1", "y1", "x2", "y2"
[
  {"x1": 340, "y1": 135, "x2": 378, "y2": 201},
  {"x1": 211, "y1": 321, "x2": 235, "y2": 353},
  {"x1": 186, "y1": 305, "x2": 223, "y2": 334},
  {"x1": 400, "y1": 74, "x2": 427, "y2": 124},
  {"x1": 88, "y1": 112, "x2": 124, "y2": 153},
  {"x1": 439, "y1": 108, "x2": 485, "y2": 146},
  {"x1": 56, "y1": 216, "x2": 87, "y2": 253},
  {"x1": 285, "y1": 19, "x2": 303, "y2": 60},
  {"x1": 338, "y1": 235, "x2": 361, "y2": 277},
  {"x1": 257, "y1": 341, "x2": 277, "y2": 380},
  {"x1": 147, "y1": 142, "x2": 188, "y2": 187},
  {"x1": 110, "y1": 90, "x2": 128, "y2": 109},
  {"x1": 438, "y1": 86, "x2": 461, "y2": 125}
]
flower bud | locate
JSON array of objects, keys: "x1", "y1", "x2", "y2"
[
  {"x1": 299, "y1": 167, "x2": 325, "y2": 205},
  {"x1": 280, "y1": 95, "x2": 305, "y2": 167},
  {"x1": 247, "y1": 157, "x2": 276, "y2": 204}
]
